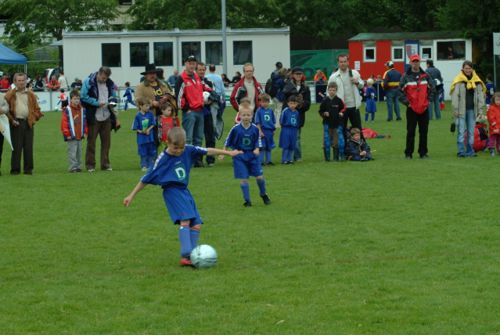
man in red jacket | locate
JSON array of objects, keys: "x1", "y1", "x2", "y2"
[
  {"x1": 230, "y1": 63, "x2": 264, "y2": 118},
  {"x1": 175, "y1": 55, "x2": 210, "y2": 167}
]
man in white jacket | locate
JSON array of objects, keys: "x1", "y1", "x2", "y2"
[{"x1": 328, "y1": 54, "x2": 364, "y2": 137}]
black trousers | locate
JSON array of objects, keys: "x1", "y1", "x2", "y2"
[
  {"x1": 204, "y1": 113, "x2": 215, "y2": 164},
  {"x1": 405, "y1": 108, "x2": 429, "y2": 157},
  {"x1": 343, "y1": 107, "x2": 364, "y2": 139},
  {"x1": 10, "y1": 119, "x2": 34, "y2": 174},
  {"x1": 0, "y1": 132, "x2": 4, "y2": 168}
]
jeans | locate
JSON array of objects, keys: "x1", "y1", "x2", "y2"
[
  {"x1": 67, "y1": 140, "x2": 82, "y2": 171},
  {"x1": 182, "y1": 110, "x2": 204, "y2": 146},
  {"x1": 293, "y1": 128, "x2": 302, "y2": 161},
  {"x1": 428, "y1": 96, "x2": 441, "y2": 120},
  {"x1": 457, "y1": 109, "x2": 475, "y2": 156},
  {"x1": 385, "y1": 89, "x2": 401, "y2": 120}
]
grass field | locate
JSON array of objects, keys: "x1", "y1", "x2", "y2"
[{"x1": 1, "y1": 102, "x2": 499, "y2": 335}]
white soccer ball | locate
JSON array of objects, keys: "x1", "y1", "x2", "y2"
[
  {"x1": 190, "y1": 244, "x2": 218, "y2": 269},
  {"x1": 203, "y1": 91, "x2": 211, "y2": 104}
]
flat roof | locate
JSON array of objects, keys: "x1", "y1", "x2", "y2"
[
  {"x1": 349, "y1": 31, "x2": 466, "y2": 41},
  {"x1": 63, "y1": 27, "x2": 290, "y2": 39}
]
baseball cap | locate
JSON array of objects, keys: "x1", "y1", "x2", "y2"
[
  {"x1": 291, "y1": 66, "x2": 303, "y2": 74},
  {"x1": 185, "y1": 55, "x2": 197, "y2": 63},
  {"x1": 409, "y1": 54, "x2": 421, "y2": 62},
  {"x1": 386, "y1": 61, "x2": 394, "y2": 67}
]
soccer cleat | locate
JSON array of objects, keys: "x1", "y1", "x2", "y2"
[
  {"x1": 261, "y1": 194, "x2": 271, "y2": 205},
  {"x1": 179, "y1": 258, "x2": 193, "y2": 267},
  {"x1": 243, "y1": 200, "x2": 252, "y2": 207}
]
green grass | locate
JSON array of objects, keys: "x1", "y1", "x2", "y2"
[{"x1": 1, "y1": 103, "x2": 499, "y2": 335}]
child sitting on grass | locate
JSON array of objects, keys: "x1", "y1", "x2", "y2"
[
  {"x1": 123, "y1": 127, "x2": 241, "y2": 267},
  {"x1": 346, "y1": 127, "x2": 373, "y2": 161}
]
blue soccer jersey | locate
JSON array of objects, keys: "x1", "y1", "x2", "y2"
[
  {"x1": 255, "y1": 107, "x2": 276, "y2": 131},
  {"x1": 132, "y1": 111, "x2": 156, "y2": 145},
  {"x1": 280, "y1": 107, "x2": 299, "y2": 128},
  {"x1": 141, "y1": 145, "x2": 208, "y2": 188},
  {"x1": 224, "y1": 123, "x2": 261, "y2": 159}
]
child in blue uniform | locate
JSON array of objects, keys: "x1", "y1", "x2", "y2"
[
  {"x1": 222, "y1": 104, "x2": 271, "y2": 207},
  {"x1": 123, "y1": 82, "x2": 136, "y2": 111},
  {"x1": 132, "y1": 97, "x2": 157, "y2": 171},
  {"x1": 364, "y1": 78, "x2": 377, "y2": 122},
  {"x1": 279, "y1": 95, "x2": 300, "y2": 164},
  {"x1": 123, "y1": 127, "x2": 241, "y2": 266},
  {"x1": 255, "y1": 93, "x2": 276, "y2": 165}
]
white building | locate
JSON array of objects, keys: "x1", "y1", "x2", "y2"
[{"x1": 62, "y1": 27, "x2": 290, "y2": 87}]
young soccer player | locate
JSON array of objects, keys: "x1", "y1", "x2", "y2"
[
  {"x1": 132, "y1": 97, "x2": 156, "y2": 171},
  {"x1": 158, "y1": 102, "x2": 179, "y2": 147},
  {"x1": 279, "y1": 95, "x2": 300, "y2": 164},
  {"x1": 60, "y1": 89, "x2": 87, "y2": 172},
  {"x1": 364, "y1": 78, "x2": 377, "y2": 122},
  {"x1": 221, "y1": 104, "x2": 271, "y2": 207},
  {"x1": 123, "y1": 81, "x2": 136, "y2": 111},
  {"x1": 255, "y1": 93, "x2": 276, "y2": 165},
  {"x1": 318, "y1": 82, "x2": 346, "y2": 161},
  {"x1": 123, "y1": 127, "x2": 241, "y2": 266}
]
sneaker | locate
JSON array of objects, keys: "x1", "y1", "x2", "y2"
[
  {"x1": 419, "y1": 154, "x2": 429, "y2": 159},
  {"x1": 88, "y1": 168, "x2": 96, "y2": 172},
  {"x1": 76, "y1": 168, "x2": 82, "y2": 172},
  {"x1": 243, "y1": 200, "x2": 252, "y2": 207},
  {"x1": 261, "y1": 194, "x2": 271, "y2": 205},
  {"x1": 405, "y1": 155, "x2": 412, "y2": 160},
  {"x1": 105, "y1": 167, "x2": 113, "y2": 171},
  {"x1": 179, "y1": 258, "x2": 193, "y2": 267},
  {"x1": 69, "y1": 169, "x2": 78, "y2": 173},
  {"x1": 266, "y1": 162, "x2": 275, "y2": 166},
  {"x1": 141, "y1": 167, "x2": 148, "y2": 172},
  {"x1": 490, "y1": 150, "x2": 496, "y2": 157}
]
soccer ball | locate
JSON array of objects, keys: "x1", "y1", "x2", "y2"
[
  {"x1": 203, "y1": 91, "x2": 211, "y2": 104},
  {"x1": 190, "y1": 244, "x2": 217, "y2": 269}
]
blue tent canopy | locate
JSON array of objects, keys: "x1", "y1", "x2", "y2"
[{"x1": 0, "y1": 43, "x2": 27, "y2": 65}]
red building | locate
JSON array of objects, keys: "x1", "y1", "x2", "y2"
[{"x1": 348, "y1": 31, "x2": 471, "y2": 98}]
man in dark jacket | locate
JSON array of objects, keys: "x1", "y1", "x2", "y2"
[
  {"x1": 282, "y1": 67, "x2": 311, "y2": 161},
  {"x1": 425, "y1": 59, "x2": 444, "y2": 120},
  {"x1": 399, "y1": 54, "x2": 435, "y2": 159},
  {"x1": 80, "y1": 66, "x2": 118, "y2": 172}
]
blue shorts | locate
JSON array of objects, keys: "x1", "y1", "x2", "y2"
[
  {"x1": 261, "y1": 129, "x2": 275, "y2": 150},
  {"x1": 232, "y1": 154, "x2": 263, "y2": 179},
  {"x1": 162, "y1": 187, "x2": 202, "y2": 226}
]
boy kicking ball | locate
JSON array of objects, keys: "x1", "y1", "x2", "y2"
[{"x1": 123, "y1": 127, "x2": 241, "y2": 266}]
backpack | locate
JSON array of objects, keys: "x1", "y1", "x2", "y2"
[{"x1": 265, "y1": 72, "x2": 280, "y2": 98}]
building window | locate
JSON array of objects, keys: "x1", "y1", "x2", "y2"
[
  {"x1": 421, "y1": 47, "x2": 433, "y2": 60},
  {"x1": 102, "y1": 43, "x2": 121, "y2": 67},
  {"x1": 130, "y1": 42, "x2": 149, "y2": 67},
  {"x1": 363, "y1": 47, "x2": 376, "y2": 62},
  {"x1": 437, "y1": 41, "x2": 465, "y2": 60},
  {"x1": 206, "y1": 41, "x2": 222, "y2": 65},
  {"x1": 392, "y1": 47, "x2": 404, "y2": 61},
  {"x1": 233, "y1": 41, "x2": 252, "y2": 65},
  {"x1": 154, "y1": 42, "x2": 173, "y2": 66},
  {"x1": 182, "y1": 42, "x2": 201, "y2": 63}
]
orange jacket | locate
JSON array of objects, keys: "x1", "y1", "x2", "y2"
[{"x1": 4, "y1": 88, "x2": 43, "y2": 128}]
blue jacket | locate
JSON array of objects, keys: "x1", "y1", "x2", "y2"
[
  {"x1": 80, "y1": 72, "x2": 116, "y2": 125},
  {"x1": 383, "y1": 68, "x2": 402, "y2": 90}
]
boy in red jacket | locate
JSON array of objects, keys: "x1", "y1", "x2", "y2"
[{"x1": 61, "y1": 90, "x2": 88, "y2": 172}]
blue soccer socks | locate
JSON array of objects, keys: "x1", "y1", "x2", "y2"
[
  {"x1": 190, "y1": 226, "x2": 200, "y2": 249},
  {"x1": 179, "y1": 225, "x2": 192, "y2": 258},
  {"x1": 256, "y1": 178, "x2": 267, "y2": 196},
  {"x1": 240, "y1": 182, "x2": 250, "y2": 202}
]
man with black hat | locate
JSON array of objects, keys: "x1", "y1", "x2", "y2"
[
  {"x1": 136, "y1": 63, "x2": 174, "y2": 147},
  {"x1": 383, "y1": 60, "x2": 402, "y2": 121},
  {"x1": 175, "y1": 55, "x2": 209, "y2": 167},
  {"x1": 282, "y1": 66, "x2": 311, "y2": 161}
]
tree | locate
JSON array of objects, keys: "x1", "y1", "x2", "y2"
[{"x1": 0, "y1": 0, "x2": 118, "y2": 64}]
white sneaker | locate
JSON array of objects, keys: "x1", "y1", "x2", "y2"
[
  {"x1": 141, "y1": 167, "x2": 148, "y2": 172},
  {"x1": 88, "y1": 168, "x2": 95, "y2": 172},
  {"x1": 105, "y1": 167, "x2": 113, "y2": 171}
]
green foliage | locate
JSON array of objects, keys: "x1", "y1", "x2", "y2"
[
  {"x1": 0, "y1": 103, "x2": 499, "y2": 334},
  {"x1": 0, "y1": 0, "x2": 118, "y2": 51}
]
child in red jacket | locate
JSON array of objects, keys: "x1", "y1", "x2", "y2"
[
  {"x1": 487, "y1": 92, "x2": 500, "y2": 156},
  {"x1": 61, "y1": 90, "x2": 87, "y2": 172},
  {"x1": 158, "y1": 102, "x2": 179, "y2": 147}
]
